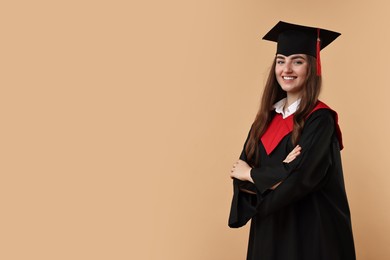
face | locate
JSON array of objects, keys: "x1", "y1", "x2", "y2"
[{"x1": 275, "y1": 54, "x2": 308, "y2": 96}]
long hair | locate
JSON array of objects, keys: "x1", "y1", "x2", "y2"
[{"x1": 245, "y1": 55, "x2": 321, "y2": 165}]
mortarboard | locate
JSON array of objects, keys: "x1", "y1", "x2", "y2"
[{"x1": 262, "y1": 21, "x2": 341, "y2": 75}]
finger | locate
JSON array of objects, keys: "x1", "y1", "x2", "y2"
[
  {"x1": 292, "y1": 146, "x2": 301, "y2": 153},
  {"x1": 284, "y1": 155, "x2": 296, "y2": 163},
  {"x1": 287, "y1": 156, "x2": 295, "y2": 162},
  {"x1": 285, "y1": 152, "x2": 300, "y2": 162},
  {"x1": 292, "y1": 149, "x2": 301, "y2": 155},
  {"x1": 293, "y1": 145, "x2": 301, "y2": 150}
]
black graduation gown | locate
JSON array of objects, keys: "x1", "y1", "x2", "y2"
[{"x1": 228, "y1": 109, "x2": 355, "y2": 260}]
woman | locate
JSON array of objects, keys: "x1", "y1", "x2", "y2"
[{"x1": 228, "y1": 21, "x2": 355, "y2": 260}]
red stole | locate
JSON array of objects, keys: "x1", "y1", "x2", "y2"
[{"x1": 260, "y1": 101, "x2": 343, "y2": 155}]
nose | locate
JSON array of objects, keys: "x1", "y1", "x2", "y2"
[{"x1": 284, "y1": 62, "x2": 293, "y2": 73}]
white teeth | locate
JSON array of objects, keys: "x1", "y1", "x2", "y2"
[{"x1": 283, "y1": 76, "x2": 296, "y2": 80}]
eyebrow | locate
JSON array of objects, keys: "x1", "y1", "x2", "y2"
[{"x1": 276, "y1": 55, "x2": 306, "y2": 60}]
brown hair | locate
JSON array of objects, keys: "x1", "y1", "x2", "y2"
[{"x1": 245, "y1": 55, "x2": 321, "y2": 165}]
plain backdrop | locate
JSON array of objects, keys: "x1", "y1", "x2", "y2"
[{"x1": 1, "y1": 0, "x2": 389, "y2": 259}]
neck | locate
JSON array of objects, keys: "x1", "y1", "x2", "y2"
[{"x1": 285, "y1": 93, "x2": 301, "y2": 108}]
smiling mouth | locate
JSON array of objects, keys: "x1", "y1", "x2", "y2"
[{"x1": 283, "y1": 76, "x2": 297, "y2": 80}]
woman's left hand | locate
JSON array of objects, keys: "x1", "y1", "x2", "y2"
[{"x1": 230, "y1": 159, "x2": 254, "y2": 183}]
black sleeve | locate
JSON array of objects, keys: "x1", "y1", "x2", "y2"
[
  {"x1": 253, "y1": 109, "x2": 337, "y2": 217},
  {"x1": 228, "y1": 128, "x2": 262, "y2": 228}
]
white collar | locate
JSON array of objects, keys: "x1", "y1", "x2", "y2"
[{"x1": 273, "y1": 98, "x2": 301, "y2": 119}]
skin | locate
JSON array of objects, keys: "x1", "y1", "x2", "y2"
[
  {"x1": 230, "y1": 54, "x2": 308, "y2": 190},
  {"x1": 275, "y1": 54, "x2": 308, "y2": 107},
  {"x1": 230, "y1": 145, "x2": 301, "y2": 185}
]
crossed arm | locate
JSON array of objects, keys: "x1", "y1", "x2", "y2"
[{"x1": 230, "y1": 145, "x2": 301, "y2": 193}]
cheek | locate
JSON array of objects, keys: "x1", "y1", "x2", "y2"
[{"x1": 299, "y1": 65, "x2": 309, "y2": 77}]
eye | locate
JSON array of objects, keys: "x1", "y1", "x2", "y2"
[
  {"x1": 276, "y1": 60, "x2": 285, "y2": 65},
  {"x1": 294, "y1": 60, "x2": 304, "y2": 65}
]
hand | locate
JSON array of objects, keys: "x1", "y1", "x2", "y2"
[
  {"x1": 272, "y1": 145, "x2": 301, "y2": 190},
  {"x1": 230, "y1": 159, "x2": 254, "y2": 183},
  {"x1": 283, "y1": 145, "x2": 301, "y2": 163}
]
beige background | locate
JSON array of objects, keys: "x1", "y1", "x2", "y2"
[{"x1": 1, "y1": 0, "x2": 389, "y2": 259}]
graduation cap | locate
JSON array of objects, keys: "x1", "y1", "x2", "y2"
[{"x1": 262, "y1": 21, "x2": 341, "y2": 76}]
